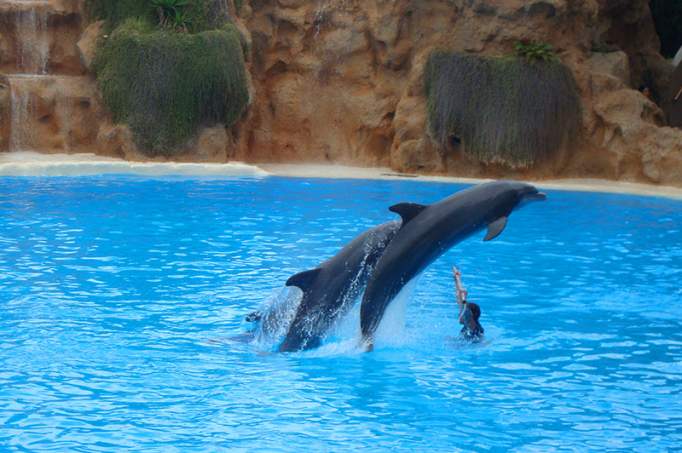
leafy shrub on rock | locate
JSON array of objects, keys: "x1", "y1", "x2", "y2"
[
  {"x1": 424, "y1": 51, "x2": 581, "y2": 168},
  {"x1": 94, "y1": 19, "x2": 249, "y2": 155},
  {"x1": 514, "y1": 40, "x2": 558, "y2": 63}
]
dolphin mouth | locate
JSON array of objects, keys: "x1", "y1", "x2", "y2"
[{"x1": 526, "y1": 192, "x2": 547, "y2": 201}]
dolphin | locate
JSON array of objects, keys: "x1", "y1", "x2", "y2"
[
  {"x1": 359, "y1": 181, "x2": 546, "y2": 350},
  {"x1": 278, "y1": 220, "x2": 402, "y2": 352}
]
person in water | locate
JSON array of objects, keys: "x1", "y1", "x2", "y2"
[
  {"x1": 453, "y1": 266, "x2": 484, "y2": 341},
  {"x1": 245, "y1": 311, "x2": 262, "y2": 323}
]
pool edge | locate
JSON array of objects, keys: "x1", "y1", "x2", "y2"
[{"x1": 261, "y1": 164, "x2": 682, "y2": 200}]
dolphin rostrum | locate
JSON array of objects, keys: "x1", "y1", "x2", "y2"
[
  {"x1": 359, "y1": 181, "x2": 546, "y2": 350},
  {"x1": 279, "y1": 220, "x2": 401, "y2": 352}
]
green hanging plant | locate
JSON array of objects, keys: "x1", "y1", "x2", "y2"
[
  {"x1": 94, "y1": 19, "x2": 250, "y2": 155},
  {"x1": 150, "y1": 0, "x2": 189, "y2": 30},
  {"x1": 514, "y1": 40, "x2": 558, "y2": 63},
  {"x1": 424, "y1": 51, "x2": 582, "y2": 168}
]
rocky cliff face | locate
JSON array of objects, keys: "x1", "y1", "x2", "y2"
[
  {"x1": 1, "y1": 0, "x2": 681, "y2": 184},
  {"x1": 229, "y1": 0, "x2": 681, "y2": 184},
  {"x1": 0, "y1": 0, "x2": 101, "y2": 154}
]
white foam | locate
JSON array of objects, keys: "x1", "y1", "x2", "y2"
[
  {"x1": 294, "y1": 278, "x2": 419, "y2": 356},
  {"x1": 0, "y1": 152, "x2": 269, "y2": 177},
  {"x1": 252, "y1": 286, "x2": 304, "y2": 348},
  {"x1": 373, "y1": 277, "x2": 419, "y2": 348}
]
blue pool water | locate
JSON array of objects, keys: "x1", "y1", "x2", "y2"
[{"x1": 1, "y1": 175, "x2": 681, "y2": 451}]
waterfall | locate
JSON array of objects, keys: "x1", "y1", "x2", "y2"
[
  {"x1": 8, "y1": 75, "x2": 41, "y2": 152},
  {"x1": 15, "y1": 2, "x2": 50, "y2": 74},
  {"x1": 5, "y1": 1, "x2": 52, "y2": 152},
  {"x1": 7, "y1": 75, "x2": 82, "y2": 153}
]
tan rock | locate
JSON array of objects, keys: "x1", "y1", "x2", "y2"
[
  {"x1": 4, "y1": 75, "x2": 103, "y2": 153},
  {"x1": 588, "y1": 51, "x2": 630, "y2": 84},
  {"x1": 392, "y1": 139, "x2": 443, "y2": 173},
  {"x1": 0, "y1": 0, "x2": 84, "y2": 75},
  {"x1": 640, "y1": 127, "x2": 682, "y2": 184},
  {"x1": 77, "y1": 20, "x2": 103, "y2": 71},
  {"x1": 593, "y1": 89, "x2": 665, "y2": 144},
  {"x1": 588, "y1": 87, "x2": 682, "y2": 184},
  {"x1": 194, "y1": 126, "x2": 229, "y2": 162},
  {"x1": 96, "y1": 124, "x2": 137, "y2": 160}
]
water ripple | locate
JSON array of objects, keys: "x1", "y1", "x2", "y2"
[{"x1": 0, "y1": 176, "x2": 680, "y2": 451}]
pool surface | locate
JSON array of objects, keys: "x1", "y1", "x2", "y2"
[{"x1": 1, "y1": 176, "x2": 681, "y2": 451}]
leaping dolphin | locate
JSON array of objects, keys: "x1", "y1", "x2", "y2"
[
  {"x1": 278, "y1": 220, "x2": 401, "y2": 352},
  {"x1": 359, "y1": 181, "x2": 546, "y2": 350}
]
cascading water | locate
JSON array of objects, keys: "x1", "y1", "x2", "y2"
[
  {"x1": 8, "y1": 77, "x2": 33, "y2": 152},
  {"x1": 7, "y1": 75, "x2": 51, "y2": 152},
  {"x1": 15, "y1": 1, "x2": 50, "y2": 74},
  {"x1": 5, "y1": 0, "x2": 53, "y2": 152}
]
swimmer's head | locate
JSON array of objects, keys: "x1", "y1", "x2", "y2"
[{"x1": 245, "y1": 311, "x2": 262, "y2": 323}]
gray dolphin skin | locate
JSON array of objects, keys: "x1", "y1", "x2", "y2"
[
  {"x1": 359, "y1": 181, "x2": 546, "y2": 350},
  {"x1": 278, "y1": 220, "x2": 401, "y2": 352}
]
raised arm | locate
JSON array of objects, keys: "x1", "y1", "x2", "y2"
[{"x1": 452, "y1": 266, "x2": 467, "y2": 306}]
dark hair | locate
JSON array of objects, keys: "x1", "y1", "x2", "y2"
[{"x1": 467, "y1": 302, "x2": 481, "y2": 321}]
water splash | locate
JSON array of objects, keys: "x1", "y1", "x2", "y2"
[
  {"x1": 251, "y1": 287, "x2": 304, "y2": 348},
  {"x1": 296, "y1": 278, "x2": 419, "y2": 357},
  {"x1": 16, "y1": 3, "x2": 50, "y2": 74}
]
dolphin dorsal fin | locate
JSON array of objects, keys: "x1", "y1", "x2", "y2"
[
  {"x1": 285, "y1": 268, "x2": 321, "y2": 291},
  {"x1": 484, "y1": 216, "x2": 508, "y2": 241},
  {"x1": 389, "y1": 203, "x2": 427, "y2": 225}
]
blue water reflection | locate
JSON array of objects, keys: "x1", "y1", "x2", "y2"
[{"x1": 0, "y1": 176, "x2": 680, "y2": 451}]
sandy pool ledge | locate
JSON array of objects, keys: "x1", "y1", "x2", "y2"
[
  {"x1": 2, "y1": 153, "x2": 681, "y2": 200},
  {"x1": 260, "y1": 163, "x2": 682, "y2": 200}
]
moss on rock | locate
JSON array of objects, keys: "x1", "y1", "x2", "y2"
[
  {"x1": 94, "y1": 19, "x2": 249, "y2": 155},
  {"x1": 425, "y1": 51, "x2": 582, "y2": 168}
]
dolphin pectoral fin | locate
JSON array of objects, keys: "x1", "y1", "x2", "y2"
[
  {"x1": 484, "y1": 216, "x2": 508, "y2": 241},
  {"x1": 285, "y1": 268, "x2": 321, "y2": 291},
  {"x1": 389, "y1": 203, "x2": 428, "y2": 225}
]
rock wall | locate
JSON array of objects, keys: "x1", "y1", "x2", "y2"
[
  {"x1": 0, "y1": 0, "x2": 84, "y2": 75},
  {"x1": 0, "y1": 0, "x2": 100, "y2": 154},
  {"x1": 228, "y1": 0, "x2": 682, "y2": 184},
  {"x1": 1, "y1": 0, "x2": 681, "y2": 184},
  {"x1": 1, "y1": 74, "x2": 104, "y2": 153}
]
